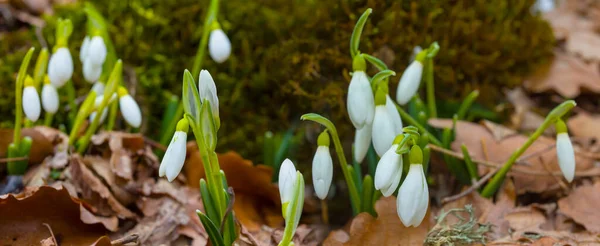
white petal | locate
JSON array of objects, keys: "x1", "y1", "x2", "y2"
[
  {"x1": 87, "y1": 36, "x2": 107, "y2": 66},
  {"x1": 382, "y1": 166, "x2": 402, "y2": 197},
  {"x1": 80, "y1": 36, "x2": 90, "y2": 62},
  {"x1": 409, "y1": 168, "x2": 429, "y2": 227},
  {"x1": 312, "y1": 146, "x2": 333, "y2": 200},
  {"x1": 278, "y1": 159, "x2": 297, "y2": 204},
  {"x1": 199, "y1": 70, "x2": 219, "y2": 118},
  {"x1": 119, "y1": 95, "x2": 142, "y2": 128},
  {"x1": 83, "y1": 59, "x2": 102, "y2": 83},
  {"x1": 396, "y1": 61, "x2": 423, "y2": 105},
  {"x1": 91, "y1": 82, "x2": 105, "y2": 95},
  {"x1": 374, "y1": 145, "x2": 400, "y2": 191},
  {"x1": 41, "y1": 84, "x2": 59, "y2": 113},
  {"x1": 22, "y1": 86, "x2": 41, "y2": 122},
  {"x1": 208, "y1": 29, "x2": 231, "y2": 63},
  {"x1": 556, "y1": 133, "x2": 576, "y2": 183},
  {"x1": 372, "y1": 106, "x2": 396, "y2": 156},
  {"x1": 353, "y1": 124, "x2": 372, "y2": 163},
  {"x1": 347, "y1": 71, "x2": 375, "y2": 129},
  {"x1": 386, "y1": 95, "x2": 403, "y2": 135},
  {"x1": 48, "y1": 48, "x2": 74, "y2": 88},
  {"x1": 159, "y1": 131, "x2": 187, "y2": 182},
  {"x1": 397, "y1": 164, "x2": 423, "y2": 226}
]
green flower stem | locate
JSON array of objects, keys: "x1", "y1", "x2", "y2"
[
  {"x1": 394, "y1": 103, "x2": 442, "y2": 146},
  {"x1": 106, "y1": 99, "x2": 118, "y2": 131},
  {"x1": 65, "y1": 80, "x2": 78, "y2": 125},
  {"x1": 461, "y1": 144, "x2": 479, "y2": 182},
  {"x1": 457, "y1": 90, "x2": 480, "y2": 120},
  {"x1": 44, "y1": 112, "x2": 54, "y2": 127},
  {"x1": 300, "y1": 113, "x2": 361, "y2": 215},
  {"x1": 191, "y1": 0, "x2": 219, "y2": 79},
  {"x1": 160, "y1": 104, "x2": 184, "y2": 146},
  {"x1": 33, "y1": 48, "x2": 49, "y2": 91},
  {"x1": 68, "y1": 91, "x2": 97, "y2": 146},
  {"x1": 349, "y1": 8, "x2": 372, "y2": 58},
  {"x1": 425, "y1": 58, "x2": 436, "y2": 118},
  {"x1": 13, "y1": 48, "x2": 35, "y2": 148},
  {"x1": 481, "y1": 100, "x2": 576, "y2": 197},
  {"x1": 77, "y1": 61, "x2": 122, "y2": 153}
]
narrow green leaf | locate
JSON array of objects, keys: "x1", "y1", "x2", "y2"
[
  {"x1": 13, "y1": 47, "x2": 35, "y2": 147},
  {"x1": 363, "y1": 54, "x2": 388, "y2": 71},
  {"x1": 361, "y1": 175, "x2": 374, "y2": 215},
  {"x1": 33, "y1": 48, "x2": 49, "y2": 89},
  {"x1": 200, "y1": 179, "x2": 220, "y2": 224},
  {"x1": 350, "y1": 8, "x2": 373, "y2": 58},
  {"x1": 182, "y1": 69, "x2": 201, "y2": 124},
  {"x1": 197, "y1": 211, "x2": 225, "y2": 246},
  {"x1": 456, "y1": 90, "x2": 480, "y2": 120},
  {"x1": 461, "y1": 144, "x2": 479, "y2": 181},
  {"x1": 200, "y1": 99, "x2": 217, "y2": 152}
]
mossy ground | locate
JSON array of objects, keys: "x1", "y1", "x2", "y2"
[{"x1": 0, "y1": 0, "x2": 553, "y2": 163}]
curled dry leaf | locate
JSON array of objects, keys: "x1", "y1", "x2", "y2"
[
  {"x1": 558, "y1": 181, "x2": 600, "y2": 233},
  {"x1": 429, "y1": 119, "x2": 596, "y2": 194},
  {"x1": 184, "y1": 142, "x2": 283, "y2": 231},
  {"x1": 323, "y1": 197, "x2": 431, "y2": 246},
  {"x1": 129, "y1": 196, "x2": 190, "y2": 245},
  {"x1": 567, "y1": 112, "x2": 600, "y2": 150},
  {"x1": 0, "y1": 127, "x2": 54, "y2": 164},
  {"x1": 0, "y1": 186, "x2": 110, "y2": 245}
]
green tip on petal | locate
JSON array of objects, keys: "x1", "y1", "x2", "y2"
[
  {"x1": 176, "y1": 118, "x2": 189, "y2": 133},
  {"x1": 317, "y1": 130, "x2": 330, "y2": 147},
  {"x1": 374, "y1": 86, "x2": 387, "y2": 106},
  {"x1": 352, "y1": 54, "x2": 367, "y2": 71},
  {"x1": 409, "y1": 145, "x2": 423, "y2": 164},
  {"x1": 555, "y1": 119, "x2": 568, "y2": 134},
  {"x1": 24, "y1": 76, "x2": 34, "y2": 87},
  {"x1": 392, "y1": 134, "x2": 405, "y2": 145},
  {"x1": 415, "y1": 50, "x2": 428, "y2": 63}
]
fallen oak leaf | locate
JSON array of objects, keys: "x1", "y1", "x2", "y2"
[
  {"x1": 558, "y1": 181, "x2": 600, "y2": 233},
  {"x1": 0, "y1": 186, "x2": 110, "y2": 245}
]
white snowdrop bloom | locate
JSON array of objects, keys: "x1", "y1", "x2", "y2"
[
  {"x1": 80, "y1": 36, "x2": 90, "y2": 62},
  {"x1": 208, "y1": 29, "x2": 231, "y2": 63},
  {"x1": 41, "y1": 83, "x2": 59, "y2": 114},
  {"x1": 374, "y1": 144, "x2": 403, "y2": 197},
  {"x1": 312, "y1": 132, "x2": 333, "y2": 200},
  {"x1": 555, "y1": 120, "x2": 575, "y2": 183},
  {"x1": 22, "y1": 85, "x2": 41, "y2": 122},
  {"x1": 353, "y1": 124, "x2": 372, "y2": 163},
  {"x1": 386, "y1": 95, "x2": 403, "y2": 135},
  {"x1": 91, "y1": 82, "x2": 105, "y2": 95},
  {"x1": 347, "y1": 71, "x2": 375, "y2": 129},
  {"x1": 87, "y1": 36, "x2": 107, "y2": 66},
  {"x1": 48, "y1": 47, "x2": 74, "y2": 88},
  {"x1": 397, "y1": 147, "x2": 428, "y2": 227},
  {"x1": 409, "y1": 46, "x2": 423, "y2": 62},
  {"x1": 278, "y1": 159, "x2": 297, "y2": 206},
  {"x1": 372, "y1": 105, "x2": 396, "y2": 156},
  {"x1": 159, "y1": 119, "x2": 189, "y2": 182},
  {"x1": 396, "y1": 60, "x2": 424, "y2": 105},
  {"x1": 198, "y1": 70, "x2": 219, "y2": 119},
  {"x1": 118, "y1": 88, "x2": 142, "y2": 128},
  {"x1": 83, "y1": 58, "x2": 102, "y2": 83},
  {"x1": 533, "y1": 0, "x2": 555, "y2": 13}
]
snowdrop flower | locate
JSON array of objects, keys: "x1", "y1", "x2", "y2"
[
  {"x1": 22, "y1": 77, "x2": 41, "y2": 122},
  {"x1": 533, "y1": 0, "x2": 555, "y2": 13},
  {"x1": 409, "y1": 46, "x2": 423, "y2": 62},
  {"x1": 278, "y1": 159, "x2": 297, "y2": 208},
  {"x1": 353, "y1": 124, "x2": 372, "y2": 163},
  {"x1": 86, "y1": 36, "x2": 107, "y2": 66},
  {"x1": 48, "y1": 47, "x2": 74, "y2": 88},
  {"x1": 208, "y1": 28, "x2": 231, "y2": 63},
  {"x1": 372, "y1": 88, "x2": 396, "y2": 156},
  {"x1": 83, "y1": 58, "x2": 102, "y2": 83},
  {"x1": 397, "y1": 146, "x2": 429, "y2": 227},
  {"x1": 312, "y1": 131, "x2": 333, "y2": 200},
  {"x1": 374, "y1": 137, "x2": 404, "y2": 197},
  {"x1": 555, "y1": 119, "x2": 575, "y2": 182},
  {"x1": 117, "y1": 87, "x2": 142, "y2": 128},
  {"x1": 386, "y1": 95, "x2": 403, "y2": 135},
  {"x1": 396, "y1": 51, "x2": 425, "y2": 105},
  {"x1": 198, "y1": 70, "x2": 219, "y2": 120},
  {"x1": 80, "y1": 36, "x2": 90, "y2": 62},
  {"x1": 347, "y1": 55, "x2": 375, "y2": 129},
  {"x1": 159, "y1": 118, "x2": 189, "y2": 182},
  {"x1": 41, "y1": 79, "x2": 59, "y2": 114},
  {"x1": 91, "y1": 81, "x2": 105, "y2": 95}
]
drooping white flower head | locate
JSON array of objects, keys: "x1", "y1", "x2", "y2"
[
  {"x1": 353, "y1": 123, "x2": 372, "y2": 163},
  {"x1": 278, "y1": 158, "x2": 297, "y2": 206},
  {"x1": 208, "y1": 28, "x2": 232, "y2": 63},
  {"x1": 555, "y1": 120, "x2": 575, "y2": 183},
  {"x1": 374, "y1": 143, "x2": 403, "y2": 197},
  {"x1": 48, "y1": 47, "x2": 74, "y2": 88},
  {"x1": 87, "y1": 36, "x2": 107, "y2": 66},
  {"x1": 159, "y1": 119, "x2": 189, "y2": 182},
  {"x1": 80, "y1": 36, "x2": 91, "y2": 62},
  {"x1": 198, "y1": 70, "x2": 219, "y2": 119},
  {"x1": 396, "y1": 59, "x2": 424, "y2": 105},
  {"x1": 386, "y1": 95, "x2": 403, "y2": 135},
  {"x1": 22, "y1": 84, "x2": 41, "y2": 122},
  {"x1": 41, "y1": 83, "x2": 59, "y2": 114},
  {"x1": 372, "y1": 104, "x2": 396, "y2": 156},
  {"x1": 397, "y1": 146, "x2": 428, "y2": 227},
  {"x1": 91, "y1": 81, "x2": 105, "y2": 95},
  {"x1": 347, "y1": 71, "x2": 375, "y2": 129},
  {"x1": 312, "y1": 131, "x2": 333, "y2": 200},
  {"x1": 118, "y1": 87, "x2": 142, "y2": 128},
  {"x1": 83, "y1": 58, "x2": 102, "y2": 83}
]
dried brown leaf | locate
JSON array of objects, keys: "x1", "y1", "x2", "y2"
[
  {"x1": 558, "y1": 182, "x2": 600, "y2": 233},
  {"x1": 0, "y1": 127, "x2": 54, "y2": 164}
]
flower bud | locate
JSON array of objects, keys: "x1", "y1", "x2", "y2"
[
  {"x1": 41, "y1": 83, "x2": 59, "y2": 114},
  {"x1": 87, "y1": 36, "x2": 107, "y2": 66},
  {"x1": 312, "y1": 131, "x2": 333, "y2": 200},
  {"x1": 48, "y1": 47, "x2": 74, "y2": 88},
  {"x1": 23, "y1": 83, "x2": 41, "y2": 122},
  {"x1": 159, "y1": 119, "x2": 189, "y2": 182},
  {"x1": 347, "y1": 70, "x2": 375, "y2": 129},
  {"x1": 118, "y1": 87, "x2": 142, "y2": 128},
  {"x1": 208, "y1": 29, "x2": 231, "y2": 63},
  {"x1": 198, "y1": 70, "x2": 219, "y2": 120},
  {"x1": 555, "y1": 119, "x2": 575, "y2": 182},
  {"x1": 372, "y1": 104, "x2": 395, "y2": 156},
  {"x1": 396, "y1": 60, "x2": 424, "y2": 105}
]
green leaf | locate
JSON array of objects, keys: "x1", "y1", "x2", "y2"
[
  {"x1": 197, "y1": 211, "x2": 225, "y2": 246},
  {"x1": 456, "y1": 90, "x2": 480, "y2": 120},
  {"x1": 350, "y1": 8, "x2": 372, "y2": 58},
  {"x1": 182, "y1": 69, "x2": 201, "y2": 124},
  {"x1": 361, "y1": 175, "x2": 374, "y2": 215},
  {"x1": 200, "y1": 179, "x2": 220, "y2": 225},
  {"x1": 32, "y1": 48, "x2": 49, "y2": 89},
  {"x1": 362, "y1": 54, "x2": 388, "y2": 71},
  {"x1": 13, "y1": 47, "x2": 35, "y2": 147},
  {"x1": 461, "y1": 144, "x2": 478, "y2": 181},
  {"x1": 200, "y1": 99, "x2": 217, "y2": 152}
]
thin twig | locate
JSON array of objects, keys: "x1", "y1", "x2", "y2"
[
  {"x1": 428, "y1": 144, "x2": 600, "y2": 177},
  {"x1": 42, "y1": 223, "x2": 58, "y2": 246},
  {"x1": 111, "y1": 234, "x2": 139, "y2": 246},
  {"x1": 442, "y1": 169, "x2": 497, "y2": 204},
  {"x1": 0, "y1": 156, "x2": 29, "y2": 163}
]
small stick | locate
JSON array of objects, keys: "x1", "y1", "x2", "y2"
[
  {"x1": 442, "y1": 169, "x2": 497, "y2": 204},
  {"x1": 0, "y1": 156, "x2": 29, "y2": 163},
  {"x1": 42, "y1": 223, "x2": 58, "y2": 246},
  {"x1": 321, "y1": 199, "x2": 329, "y2": 225},
  {"x1": 111, "y1": 234, "x2": 139, "y2": 246}
]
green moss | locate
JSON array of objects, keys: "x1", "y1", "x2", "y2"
[{"x1": 0, "y1": 0, "x2": 553, "y2": 162}]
